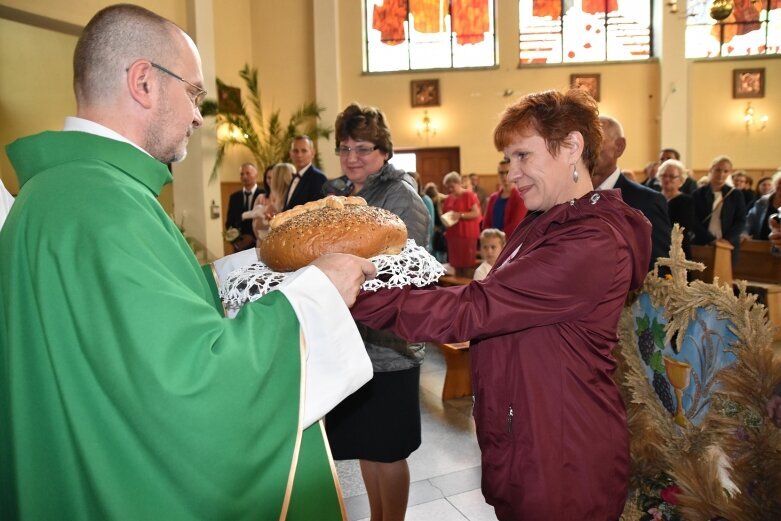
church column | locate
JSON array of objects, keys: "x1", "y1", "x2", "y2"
[
  {"x1": 657, "y1": 2, "x2": 690, "y2": 164},
  {"x1": 313, "y1": 0, "x2": 342, "y2": 178},
  {"x1": 172, "y1": 0, "x2": 223, "y2": 262}
]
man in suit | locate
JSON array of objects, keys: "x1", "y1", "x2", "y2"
[
  {"x1": 283, "y1": 135, "x2": 327, "y2": 211},
  {"x1": 592, "y1": 116, "x2": 672, "y2": 272},
  {"x1": 225, "y1": 162, "x2": 261, "y2": 251}
]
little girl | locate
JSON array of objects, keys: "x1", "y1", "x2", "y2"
[{"x1": 473, "y1": 228, "x2": 506, "y2": 281}]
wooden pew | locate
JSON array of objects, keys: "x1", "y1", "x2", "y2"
[
  {"x1": 690, "y1": 241, "x2": 733, "y2": 285},
  {"x1": 436, "y1": 342, "x2": 472, "y2": 400},
  {"x1": 734, "y1": 240, "x2": 781, "y2": 284},
  {"x1": 435, "y1": 274, "x2": 473, "y2": 399},
  {"x1": 733, "y1": 240, "x2": 781, "y2": 340}
]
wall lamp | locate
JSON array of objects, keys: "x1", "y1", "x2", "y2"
[
  {"x1": 744, "y1": 102, "x2": 768, "y2": 134},
  {"x1": 416, "y1": 110, "x2": 437, "y2": 143}
]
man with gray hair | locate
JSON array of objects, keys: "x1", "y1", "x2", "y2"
[
  {"x1": 0, "y1": 4, "x2": 376, "y2": 520},
  {"x1": 592, "y1": 115, "x2": 672, "y2": 272}
]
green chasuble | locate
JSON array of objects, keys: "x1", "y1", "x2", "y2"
[{"x1": 0, "y1": 131, "x2": 345, "y2": 520}]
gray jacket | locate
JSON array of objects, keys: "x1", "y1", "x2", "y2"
[{"x1": 355, "y1": 163, "x2": 431, "y2": 371}]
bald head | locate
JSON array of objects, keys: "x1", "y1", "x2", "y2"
[
  {"x1": 72, "y1": 4, "x2": 205, "y2": 164},
  {"x1": 592, "y1": 115, "x2": 626, "y2": 187},
  {"x1": 73, "y1": 4, "x2": 179, "y2": 106}
]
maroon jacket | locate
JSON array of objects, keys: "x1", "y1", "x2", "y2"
[
  {"x1": 481, "y1": 187, "x2": 527, "y2": 235},
  {"x1": 352, "y1": 190, "x2": 651, "y2": 520}
]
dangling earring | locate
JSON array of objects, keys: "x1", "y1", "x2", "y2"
[{"x1": 572, "y1": 164, "x2": 579, "y2": 183}]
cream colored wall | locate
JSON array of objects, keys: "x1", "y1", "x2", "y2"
[
  {"x1": 0, "y1": 18, "x2": 76, "y2": 193},
  {"x1": 690, "y1": 58, "x2": 780, "y2": 172},
  {"x1": 211, "y1": 0, "x2": 255, "y2": 183},
  {"x1": 0, "y1": 0, "x2": 186, "y2": 27},
  {"x1": 211, "y1": 0, "x2": 319, "y2": 183},
  {"x1": 0, "y1": 0, "x2": 188, "y2": 193}
]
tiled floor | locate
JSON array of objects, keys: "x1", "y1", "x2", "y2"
[{"x1": 336, "y1": 344, "x2": 498, "y2": 521}]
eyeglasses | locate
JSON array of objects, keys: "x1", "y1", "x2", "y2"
[
  {"x1": 150, "y1": 62, "x2": 207, "y2": 108},
  {"x1": 660, "y1": 174, "x2": 681, "y2": 179},
  {"x1": 335, "y1": 145, "x2": 378, "y2": 157}
]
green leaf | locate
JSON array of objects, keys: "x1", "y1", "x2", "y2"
[
  {"x1": 202, "y1": 63, "x2": 334, "y2": 184},
  {"x1": 650, "y1": 350, "x2": 665, "y2": 374}
]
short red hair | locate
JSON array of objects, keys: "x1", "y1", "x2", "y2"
[{"x1": 493, "y1": 89, "x2": 602, "y2": 174}]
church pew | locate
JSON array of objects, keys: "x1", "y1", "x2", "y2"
[
  {"x1": 733, "y1": 240, "x2": 781, "y2": 341},
  {"x1": 690, "y1": 241, "x2": 734, "y2": 285},
  {"x1": 436, "y1": 342, "x2": 472, "y2": 400}
]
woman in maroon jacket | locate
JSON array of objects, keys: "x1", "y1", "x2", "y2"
[
  {"x1": 482, "y1": 158, "x2": 528, "y2": 235},
  {"x1": 352, "y1": 89, "x2": 651, "y2": 520}
]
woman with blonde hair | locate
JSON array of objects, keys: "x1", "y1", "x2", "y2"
[{"x1": 250, "y1": 162, "x2": 295, "y2": 241}]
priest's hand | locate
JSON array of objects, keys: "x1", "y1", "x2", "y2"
[{"x1": 312, "y1": 253, "x2": 377, "y2": 308}]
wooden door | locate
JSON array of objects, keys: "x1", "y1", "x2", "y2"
[{"x1": 397, "y1": 147, "x2": 460, "y2": 190}]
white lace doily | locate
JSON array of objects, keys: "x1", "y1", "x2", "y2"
[{"x1": 220, "y1": 240, "x2": 445, "y2": 310}]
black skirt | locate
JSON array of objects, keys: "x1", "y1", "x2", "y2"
[{"x1": 325, "y1": 366, "x2": 421, "y2": 463}]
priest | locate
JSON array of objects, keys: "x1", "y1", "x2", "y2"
[{"x1": 0, "y1": 5, "x2": 375, "y2": 520}]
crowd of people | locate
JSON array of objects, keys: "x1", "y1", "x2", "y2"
[{"x1": 2, "y1": 4, "x2": 780, "y2": 521}]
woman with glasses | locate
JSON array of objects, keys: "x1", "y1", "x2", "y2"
[
  {"x1": 324, "y1": 102, "x2": 430, "y2": 521},
  {"x1": 658, "y1": 159, "x2": 696, "y2": 259}
]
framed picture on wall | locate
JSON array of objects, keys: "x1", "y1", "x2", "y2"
[
  {"x1": 733, "y1": 68, "x2": 765, "y2": 99},
  {"x1": 217, "y1": 83, "x2": 243, "y2": 114},
  {"x1": 570, "y1": 73, "x2": 601, "y2": 102},
  {"x1": 411, "y1": 79, "x2": 440, "y2": 107}
]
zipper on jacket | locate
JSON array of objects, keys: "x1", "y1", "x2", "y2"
[{"x1": 506, "y1": 404, "x2": 514, "y2": 433}]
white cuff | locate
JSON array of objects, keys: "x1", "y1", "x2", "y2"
[{"x1": 279, "y1": 266, "x2": 372, "y2": 428}]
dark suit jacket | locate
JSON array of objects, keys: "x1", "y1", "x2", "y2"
[
  {"x1": 615, "y1": 174, "x2": 672, "y2": 272},
  {"x1": 691, "y1": 185, "x2": 747, "y2": 263},
  {"x1": 283, "y1": 165, "x2": 327, "y2": 211},
  {"x1": 226, "y1": 186, "x2": 261, "y2": 237}
]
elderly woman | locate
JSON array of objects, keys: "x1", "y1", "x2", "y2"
[
  {"x1": 442, "y1": 171, "x2": 482, "y2": 276},
  {"x1": 691, "y1": 155, "x2": 747, "y2": 264},
  {"x1": 323, "y1": 103, "x2": 429, "y2": 521},
  {"x1": 352, "y1": 89, "x2": 651, "y2": 519},
  {"x1": 745, "y1": 170, "x2": 781, "y2": 240},
  {"x1": 659, "y1": 159, "x2": 696, "y2": 259}
]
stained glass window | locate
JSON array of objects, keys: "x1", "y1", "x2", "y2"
[
  {"x1": 364, "y1": 0, "x2": 497, "y2": 72},
  {"x1": 518, "y1": 0, "x2": 652, "y2": 64},
  {"x1": 685, "y1": 0, "x2": 781, "y2": 58}
]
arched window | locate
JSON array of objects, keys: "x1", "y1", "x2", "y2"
[
  {"x1": 518, "y1": 0, "x2": 652, "y2": 64},
  {"x1": 685, "y1": 0, "x2": 781, "y2": 58},
  {"x1": 364, "y1": 0, "x2": 497, "y2": 72}
]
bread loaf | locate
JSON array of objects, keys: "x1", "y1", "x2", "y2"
[{"x1": 259, "y1": 195, "x2": 407, "y2": 272}]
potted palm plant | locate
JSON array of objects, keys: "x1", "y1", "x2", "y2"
[{"x1": 200, "y1": 64, "x2": 332, "y2": 183}]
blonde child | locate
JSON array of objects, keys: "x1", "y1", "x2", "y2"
[{"x1": 473, "y1": 228, "x2": 506, "y2": 281}]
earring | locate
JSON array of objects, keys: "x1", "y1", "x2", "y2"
[{"x1": 572, "y1": 164, "x2": 579, "y2": 183}]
